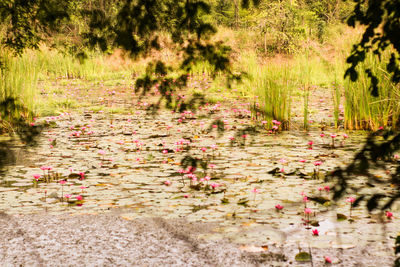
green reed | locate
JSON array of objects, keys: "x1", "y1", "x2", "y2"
[{"x1": 344, "y1": 51, "x2": 400, "y2": 130}]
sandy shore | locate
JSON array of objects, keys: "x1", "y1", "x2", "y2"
[{"x1": 0, "y1": 212, "x2": 395, "y2": 267}]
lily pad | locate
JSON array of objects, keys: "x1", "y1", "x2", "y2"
[
  {"x1": 309, "y1": 196, "x2": 330, "y2": 205},
  {"x1": 68, "y1": 173, "x2": 81, "y2": 179},
  {"x1": 295, "y1": 252, "x2": 311, "y2": 262},
  {"x1": 337, "y1": 213, "x2": 348, "y2": 221},
  {"x1": 237, "y1": 198, "x2": 249, "y2": 206},
  {"x1": 221, "y1": 198, "x2": 230, "y2": 204}
]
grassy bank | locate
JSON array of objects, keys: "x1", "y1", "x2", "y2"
[
  {"x1": 0, "y1": 47, "x2": 137, "y2": 130},
  {"x1": 1, "y1": 25, "x2": 399, "y2": 132},
  {"x1": 226, "y1": 25, "x2": 399, "y2": 131},
  {"x1": 344, "y1": 51, "x2": 400, "y2": 130}
]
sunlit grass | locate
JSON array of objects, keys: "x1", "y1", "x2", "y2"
[
  {"x1": 1, "y1": 25, "x2": 399, "y2": 132},
  {"x1": 0, "y1": 47, "x2": 136, "y2": 130},
  {"x1": 344, "y1": 51, "x2": 400, "y2": 130},
  {"x1": 326, "y1": 28, "x2": 400, "y2": 131},
  {"x1": 235, "y1": 51, "x2": 338, "y2": 130},
  {"x1": 0, "y1": 49, "x2": 38, "y2": 114}
]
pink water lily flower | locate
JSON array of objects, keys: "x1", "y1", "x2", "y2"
[
  {"x1": 40, "y1": 166, "x2": 52, "y2": 171},
  {"x1": 251, "y1": 188, "x2": 260, "y2": 194},
  {"x1": 275, "y1": 204, "x2": 283, "y2": 210},
  {"x1": 308, "y1": 141, "x2": 313, "y2": 150},
  {"x1": 314, "y1": 161, "x2": 322, "y2": 166},
  {"x1": 187, "y1": 166, "x2": 196, "y2": 173},
  {"x1": 386, "y1": 211, "x2": 393, "y2": 219},
  {"x1": 304, "y1": 208, "x2": 312, "y2": 214},
  {"x1": 210, "y1": 183, "x2": 220, "y2": 189},
  {"x1": 279, "y1": 158, "x2": 287, "y2": 164},
  {"x1": 324, "y1": 256, "x2": 332, "y2": 264},
  {"x1": 312, "y1": 229, "x2": 319, "y2": 236},
  {"x1": 346, "y1": 197, "x2": 355, "y2": 203}
]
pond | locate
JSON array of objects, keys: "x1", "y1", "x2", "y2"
[{"x1": 0, "y1": 83, "x2": 398, "y2": 262}]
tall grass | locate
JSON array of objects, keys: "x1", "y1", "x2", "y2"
[
  {"x1": 32, "y1": 47, "x2": 133, "y2": 81},
  {"x1": 237, "y1": 53, "x2": 293, "y2": 129},
  {"x1": 322, "y1": 26, "x2": 400, "y2": 131},
  {"x1": 332, "y1": 80, "x2": 341, "y2": 128},
  {"x1": 344, "y1": 51, "x2": 400, "y2": 130},
  {"x1": 2, "y1": 24, "x2": 399, "y2": 133},
  {"x1": 237, "y1": 50, "x2": 338, "y2": 130},
  {"x1": 239, "y1": 25, "x2": 400, "y2": 132},
  {"x1": 0, "y1": 47, "x2": 135, "y2": 130},
  {"x1": 303, "y1": 86, "x2": 310, "y2": 130},
  {"x1": 0, "y1": 49, "x2": 38, "y2": 127}
]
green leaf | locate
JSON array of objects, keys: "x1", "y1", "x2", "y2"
[
  {"x1": 337, "y1": 213, "x2": 347, "y2": 221},
  {"x1": 221, "y1": 198, "x2": 229, "y2": 204},
  {"x1": 237, "y1": 198, "x2": 249, "y2": 206},
  {"x1": 295, "y1": 252, "x2": 311, "y2": 262}
]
